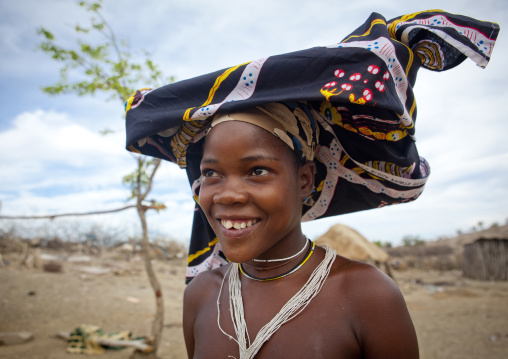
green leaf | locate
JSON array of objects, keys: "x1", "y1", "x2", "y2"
[
  {"x1": 99, "y1": 128, "x2": 115, "y2": 135},
  {"x1": 38, "y1": 0, "x2": 168, "y2": 205},
  {"x1": 75, "y1": 25, "x2": 89, "y2": 33},
  {"x1": 37, "y1": 27, "x2": 55, "y2": 40},
  {"x1": 93, "y1": 23, "x2": 105, "y2": 31}
]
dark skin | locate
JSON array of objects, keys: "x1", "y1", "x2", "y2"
[{"x1": 183, "y1": 120, "x2": 419, "y2": 358}]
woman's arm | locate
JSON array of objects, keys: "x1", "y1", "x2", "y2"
[
  {"x1": 183, "y1": 276, "x2": 202, "y2": 359},
  {"x1": 349, "y1": 265, "x2": 419, "y2": 359}
]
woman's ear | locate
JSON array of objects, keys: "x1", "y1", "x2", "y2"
[{"x1": 299, "y1": 161, "x2": 316, "y2": 199}]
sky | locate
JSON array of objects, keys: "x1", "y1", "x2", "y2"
[{"x1": 0, "y1": 0, "x2": 507, "y2": 247}]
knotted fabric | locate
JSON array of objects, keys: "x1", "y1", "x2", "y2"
[{"x1": 124, "y1": 10, "x2": 499, "y2": 283}]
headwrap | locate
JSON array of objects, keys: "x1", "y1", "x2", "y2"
[
  {"x1": 210, "y1": 103, "x2": 320, "y2": 162},
  {"x1": 125, "y1": 10, "x2": 499, "y2": 283}
]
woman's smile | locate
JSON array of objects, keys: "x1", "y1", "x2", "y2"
[
  {"x1": 198, "y1": 120, "x2": 314, "y2": 263},
  {"x1": 219, "y1": 218, "x2": 260, "y2": 230}
]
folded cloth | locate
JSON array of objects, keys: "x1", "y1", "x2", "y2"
[
  {"x1": 66, "y1": 324, "x2": 132, "y2": 354},
  {"x1": 125, "y1": 10, "x2": 499, "y2": 283}
]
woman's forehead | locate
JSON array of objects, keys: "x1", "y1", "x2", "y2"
[{"x1": 203, "y1": 121, "x2": 293, "y2": 159}]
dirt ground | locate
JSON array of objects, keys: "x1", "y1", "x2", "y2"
[{"x1": 1, "y1": 251, "x2": 507, "y2": 359}]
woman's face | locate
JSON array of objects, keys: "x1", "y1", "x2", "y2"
[{"x1": 199, "y1": 120, "x2": 314, "y2": 263}]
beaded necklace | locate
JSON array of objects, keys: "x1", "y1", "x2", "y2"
[
  {"x1": 252, "y1": 236, "x2": 309, "y2": 262},
  {"x1": 242, "y1": 256, "x2": 298, "y2": 271},
  {"x1": 239, "y1": 239, "x2": 315, "y2": 282},
  {"x1": 243, "y1": 237, "x2": 309, "y2": 271},
  {"x1": 217, "y1": 245, "x2": 337, "y2": 359}
]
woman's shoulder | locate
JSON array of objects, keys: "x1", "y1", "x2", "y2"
[
  {"x1": 327, "y1": 253, "x2": 403, "y2": 304},
  {"x1": 324, "y1": 253, "x2": 419, "y2": 358},
  {"x1": 184, "y1": 264, "x2": 232, "y2": 303}
]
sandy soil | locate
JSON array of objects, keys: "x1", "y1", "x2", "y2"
[{"x1": 1, "y1": 251, "x2": 507, "y2": 359}]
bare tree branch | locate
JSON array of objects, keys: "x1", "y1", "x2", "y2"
[
  {"x1": 0, "y1": 203, "x2": 163, "y2": 220},
  {"x1": 140, "y1": 159, "x2": 161, "y2": 202}
]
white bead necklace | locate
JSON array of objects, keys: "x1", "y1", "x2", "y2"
[
  {"x1": 216, "y1": 245, "x2": 337, "y2": 359},
  {"x1": 252, "y1": 236, "x2": 309, "y2": 262}
]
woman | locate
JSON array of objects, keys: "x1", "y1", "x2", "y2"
[
  {"x1": 183, "y1": 105, "x2": 420, "y2": 358},
  {"x1": 125, "y1": 10, "x2": 499, "y2": 358}
]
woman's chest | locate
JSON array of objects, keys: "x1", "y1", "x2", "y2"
[{"x1": 192, "y1": 291, "x2": 362, "y2": 359}]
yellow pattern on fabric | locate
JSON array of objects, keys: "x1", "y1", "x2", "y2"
[
  {"x1": 128, "y1": 145, "x2": 142, "y2": 154},
  {"x1": 320, "y1": 87, "x2": 343, "y2": 101},
  {"x1": 388, "y1": 9, "x2": 445, "y2": 38},
  {"x1": 343, "y1": 19, "x2": 386, "y2": 43},
  {"x1": 187, "y1": 237, "x2": 219, "y2": 264},
  {"x1": 316, "y1": 180, "x2": 324, "y2": 192},
  {"x1": 170, "y1": 120, "x2": 210, "y2": 167},
  {"x1": 183, "y1": 62, "x2": 251, "y2": 121},
  {"x1": 125, "y1": 96, "x2": 135, "y2": 116},
  {"x1": 409, "y1": 98, "x2": 416, "y2": 119},
  {"x1": 352, "y1": 167, "x2": 366, "y2": 176},
  {"x1": 404, "y1": 43, "x2": 414, "y2": 76},
  {"x1": 124, "y1": 87, "x2": 152, "y2": 116},
  {"x1": 340, "y1": 154, "x2": 349, "y2": 166},
  {"x1": 415, "y1": 42, "x2": 443, "y2": 69}
]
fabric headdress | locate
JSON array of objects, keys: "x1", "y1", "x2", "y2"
[
  {"x1": 210, "y1": 103, "x2": 320, "y2": 162},
  {"x1": 125, "y1": 10, "x2": 499, "y2": 283}
]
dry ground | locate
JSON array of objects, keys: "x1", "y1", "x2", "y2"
[{"x1": 1, "y1": 251, "x2": 507, "y2": 359}]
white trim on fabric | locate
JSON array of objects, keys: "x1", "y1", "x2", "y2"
[{"x1": 190, "y1": 58, "x2": 269, "y2": 120}]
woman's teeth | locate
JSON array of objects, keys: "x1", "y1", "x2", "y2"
[{"x1": 221, "y1": 219, "x2": 258, "y2": 230}]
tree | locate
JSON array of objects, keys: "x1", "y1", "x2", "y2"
[
  {"x1": 402, "y1": 235, "x2": 425, "y2": 247},
  {"x1": 373, "y1": 240, "x2": 392, "y2": 248},
  {"x1": 37, "y1": 1, "x2": 171, "y2": 357}
]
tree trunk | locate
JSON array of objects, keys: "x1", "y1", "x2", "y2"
[{"x1": 130, "y1": 205, "x2": 164, "y2": 359}]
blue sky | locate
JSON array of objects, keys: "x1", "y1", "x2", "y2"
[{"x1": 0, "y1": 0, "x2": 507, "y2": 246}]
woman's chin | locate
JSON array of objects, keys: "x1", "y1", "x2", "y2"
[
  {"x1": 219, "y1": 245, "x2": 256, "y2": 264},
  {"x1": 223, "y1": 252, "x2": 251, "y2": 264}
]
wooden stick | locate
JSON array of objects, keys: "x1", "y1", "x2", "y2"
[{"x1": 0, "y1": 202, "x2": 164, "y2": 220}]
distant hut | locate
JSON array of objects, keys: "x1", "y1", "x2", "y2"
[
  {"x1": 463, "y1": 238, "x2": 508, "y2": 281},
  {"x1": 315, "y1": 223, "x2": 393, "y2": 278}
]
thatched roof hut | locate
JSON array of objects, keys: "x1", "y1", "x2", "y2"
[{"x1": 315, "y1": 223, "x2": 389, "y2": 263}]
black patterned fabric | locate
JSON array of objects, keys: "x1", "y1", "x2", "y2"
[{"x1": 125, "y1": 10, "x2": 499, "y2": 282}]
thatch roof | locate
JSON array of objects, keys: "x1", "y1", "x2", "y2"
[
  {"x1": 315, "y1": 223, "x2": 389, "y2": 262},
  {"x1": 426, "y1": 224, "x2": 508, "y2": 249}
]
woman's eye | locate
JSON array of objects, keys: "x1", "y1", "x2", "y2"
[
  {"x1": 251, "y1": 168, "x2": 270, "y2": 176},
  {"x1": 202, "y1": 169, "x2": 218, "y2": 178}
]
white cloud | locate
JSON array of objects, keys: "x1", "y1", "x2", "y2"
[
  {"x1": 0, "y1": 110, "x2": 128, "y2": 185},
  {"x1": 1, "y1": 0, "x2": 507, "y2": 246},
  {"x1": 0, "y1": 108, "x2": 195, "y2": 242}
]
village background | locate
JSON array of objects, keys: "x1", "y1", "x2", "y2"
[{"x1": 1, "y1": 0, "x2": 507, "y2": 358}]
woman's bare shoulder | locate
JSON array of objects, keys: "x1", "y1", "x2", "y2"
[
  {"x1": 326, "y1": 254, "x2": 408, "y2": 321},
  {"x1": 184, "y1": 264, "x2": 231, "y2": 306},
  {"x1": 328, "y1": 254, "x2": 399, "y2": 296},
  {"x1": 326, "y1": 254, "x2": 419, "y2": 358}
]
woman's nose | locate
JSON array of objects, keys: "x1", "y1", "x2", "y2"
[{"x1": 212, "y1": 178, "x2": 248, "y2": 205}]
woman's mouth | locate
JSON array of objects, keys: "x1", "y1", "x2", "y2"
[{"x1": 220, "y1": 218, "x2": 260, "y2": 230}]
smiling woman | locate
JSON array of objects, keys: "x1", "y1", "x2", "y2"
[
  {"x1": 125, "y1": 9, "x2": 499, "y2": 359},
  {"x1": 182, "y1": 103, "x2": 420, "y2": 359},
  {"x1": 199, "y1": 118, "x2": 313, "y2": 264}
]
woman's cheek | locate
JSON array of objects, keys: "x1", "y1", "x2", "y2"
[{"x1": 198, "y1": 186, "x2": 211, "y2": 211}]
